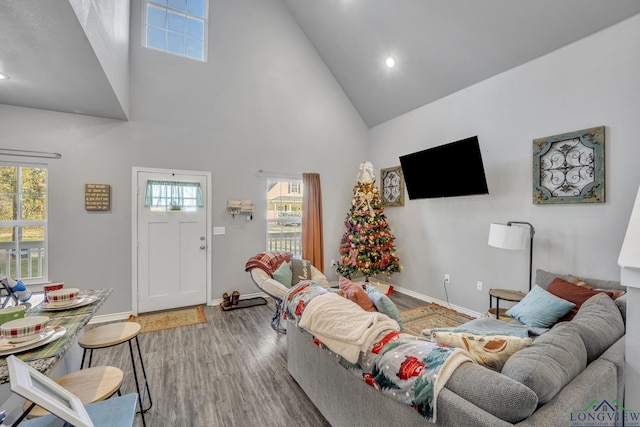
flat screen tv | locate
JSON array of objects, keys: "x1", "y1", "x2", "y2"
[{"x1": 399, "y1": 136, "x2": 489, "y2": 200}]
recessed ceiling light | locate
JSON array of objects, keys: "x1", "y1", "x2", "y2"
[
  {"x1": 385, "y1": 57, "x2": 396, "y2": 68},
  {"x1": 0, "y1": 73, "x2": 9, "y2": 80}
]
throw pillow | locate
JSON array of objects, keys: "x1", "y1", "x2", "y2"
[
  {"x1": 546, "y1": 277, "x2": 614, "y2": 321},
  {"x1": 338, "y1": 276, "x2": 376, "y2": 312},
  {"x1": 505, "y1": 285, "x2": 575, "y2": 328},
  {"x1": 365, "y1": 285, "x2": 403, "y2": 329},
  {"x1": 291, "y1": 259, "x2": 312, "y2": 286},
  {"x1": 272, "y1": 261, "x2": 292, "y2": 288},
  {"x1": 567, "y1": 276, "x2": 626, "y2": 300},
  {"x1": 431, "y1": 331, "x2": 532, "y2": 371}
]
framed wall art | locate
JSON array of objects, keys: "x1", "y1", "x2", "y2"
[
  {"x1": 533, "y1": 126, "x2": 605, "y2": 205},
  {"x1": 380, "y1": 166, "x2": 405, "y2": 207}
]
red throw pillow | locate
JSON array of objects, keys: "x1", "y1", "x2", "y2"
[
  {"x1": 546, "y1": 277, "x2": 614, "y2": 321},
  {"x1": 338, "y1": 277, "x2": 377, "y2": 312}
]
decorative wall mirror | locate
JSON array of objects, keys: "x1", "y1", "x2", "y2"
[
  {"x1": 533, "y1": 126, "x2": 605, "y2": 204},
  {"x1": 380, "y1": 166, "x2": 405, "y2": 207}
]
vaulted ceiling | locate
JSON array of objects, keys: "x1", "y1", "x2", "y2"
[{"x1": 1, "y1": 0, "x2": 640, "y2": 127}]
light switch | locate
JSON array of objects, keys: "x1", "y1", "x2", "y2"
[{"x1": 213, "y1": 226, "x2": 226, "y2": 236}]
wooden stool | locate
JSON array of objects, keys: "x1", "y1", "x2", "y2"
[
  {"x1": 21, "y1": 366, "x2": 123, "y2": 419},
  {"x1": 78, "y1": 322, "x2": 152, "y2": 427}
]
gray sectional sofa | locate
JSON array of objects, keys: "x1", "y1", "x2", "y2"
[{"x1": 287, "y1": 269, "x2": 626, "y2": 426}]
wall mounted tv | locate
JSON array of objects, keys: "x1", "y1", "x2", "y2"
[{"x1": 399, "y1": 136, "x2": 489, "y2": 200}]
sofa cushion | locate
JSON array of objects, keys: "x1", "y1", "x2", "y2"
[
  {"x1": 534, "y1": 268, "x2": 568, "y2": 290},
  {"x1": 365, "y1": 285, "x2": 403, "y2": 329},
  {"x1": 444, "y1": 362, "x2": 538, "y2": 423},
  {"x1": 546, "y1": 277, "x2": 614, "y2": 321},
  {"x1": 615, "y1": 293, "x2": 627, "y2": 322},
  {"x1": 570, "y1": 293, "x2": 625, "y2": 364},
  {"x1": 272, "y1": 261, "x2": 292, "y2": 288},
  {"x1": 505, "y1": 285, "x2": 575, "y2": 328},
  {"x1": 291, "y1": 259, "x2": 312, "y2": 286},
  {"x1": 339, "y1": 276, "x2": 376, "y2": 312},
  {"x1": 501, "y1": 322, "x2": 587, "y2": 404},
  {"x1": 566, "y1": 274, "x2": 626, "y2": 292}
]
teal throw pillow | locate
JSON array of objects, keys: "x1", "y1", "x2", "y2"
[
  {"x1": 365, "y1": 285, "x2": 403, "y2": 330},
  {"x1": 272, "y1": 261, "x2": 292, "y2": 288},
  {"x1": 506, "y1": 285, "x2": 575, "y2": 328}
]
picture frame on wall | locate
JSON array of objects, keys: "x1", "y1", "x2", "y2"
[
  {"x1": 380, "y1": 166, "x2": 405, "y2": 207},
  {"x1": 533, "y1": 126, "x2": 605, "y2": 205}
]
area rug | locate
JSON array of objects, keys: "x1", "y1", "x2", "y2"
[
  {"x1": 128, "y1": 305, "x2": 206, "y2": 334},
  {"x1": 400, "y1": 303, "x2": 475, "y2": 336}
]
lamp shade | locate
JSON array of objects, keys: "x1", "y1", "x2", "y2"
[{"x1": 488, "y1": 223, "x2": 528, "y2": 250}]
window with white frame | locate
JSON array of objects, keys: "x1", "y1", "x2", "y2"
[
  {"x1": 144, "y1": 0, "x2": 208, "y2": 61},
  {"x1": 266, "y1": 178, "x2": 303, "y2": 258},
  {"x1": 0, "y1": 164, "x2": 47, "y2": 283}
]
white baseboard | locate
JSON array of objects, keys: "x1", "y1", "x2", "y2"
[
  {"x1": 88, "y1": 311, "x2": 131, "y2": 324},
  {"x1": 91, "y1": 290, "x2": 477, "y2": 323},
  {"x1": 392, "y1": 285, "x2": 482, "y2": 318}
]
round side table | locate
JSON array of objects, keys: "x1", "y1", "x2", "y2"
[{"x1": 488, "y1": 289, "x2": 526, "y2": 319}]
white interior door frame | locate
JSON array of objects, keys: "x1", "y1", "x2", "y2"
[{"x1": 131, "y1": 166, "x2": 212, "y2": 315}]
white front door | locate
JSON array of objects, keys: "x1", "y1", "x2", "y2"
[{"x1": 134, "y1": 169, "x2": 210, "y2": 313}]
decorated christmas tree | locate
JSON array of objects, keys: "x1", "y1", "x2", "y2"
[{"x1": 336, "y1": 162, "x2": 401, "y2": 280}]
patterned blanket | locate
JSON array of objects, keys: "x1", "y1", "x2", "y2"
[{"x1": 283, "y1": 282, "x2": 474, "y2": 422}]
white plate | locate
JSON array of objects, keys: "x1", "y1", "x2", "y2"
[
  {"x1": 39, "y1": 295, "x2": 98, "y2": 311},
  {"x1": 0, "y1": 326, "x2": 66, "y2": 356}
]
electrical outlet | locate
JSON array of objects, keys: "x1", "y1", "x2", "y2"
[
  {"x1": 476, "y1": 281, "x2": 483, "y2": 291},
  {"x1": 330, "y1": 259, "x2": 337, "y2": 267},
  {"x1": 444, "y1": 274, "x2": 450, "y2": 284}
]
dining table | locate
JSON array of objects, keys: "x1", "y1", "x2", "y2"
[{"x1": 0, "y1": 288, "x2": 112, "y2": 385}]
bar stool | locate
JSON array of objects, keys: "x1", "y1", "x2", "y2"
[
  {"x1": 20, "y1": 366, "x2": 124, "y2": 420},
  {"x1": 78, "y1": 322, "x2": 152, "y2": 427}
]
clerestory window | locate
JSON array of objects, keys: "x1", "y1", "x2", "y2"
[{"x1": 144, "y1": 0, "x2": 208, "y2": 61}]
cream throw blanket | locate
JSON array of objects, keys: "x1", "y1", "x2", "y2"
[{"x1": 298, "y1": 292, "x2": 400, "y2": 363}]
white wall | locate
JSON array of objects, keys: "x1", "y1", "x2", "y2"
[
  {"x1": 368, "y1": 14, "x2": 640, "y2": 314},
  {"x1": 69, "y1": 0, "x2": 130, "y2": 117},
  {"x1": 0, "y1": 0, "x2": 367, "y2": 315},
  {"x1": 3, "y1": 3, "x2": 638, "y2": 317}
]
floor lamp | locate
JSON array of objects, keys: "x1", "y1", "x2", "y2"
[{"x1": 487, "y1": 221, "x2": 535, "y2": 318}]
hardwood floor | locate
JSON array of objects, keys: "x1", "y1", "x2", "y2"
[{"x1": 86, "y1": 292, "x2": 427, "y2": 426}]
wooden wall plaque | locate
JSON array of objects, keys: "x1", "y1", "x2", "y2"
[{"x1": 85, "y1": 184, "x2": 111, "y2": 211}]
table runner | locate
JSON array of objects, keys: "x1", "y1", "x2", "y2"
[
  {"x1": 0, "y1": 288, "x2": 112, "y2": 384},
  {"x1": 26, "y1": 289, "x2": 110, "y2": 318},
  {"x1": 0, "y1": 314, "x2": 90, "y2": 365}
]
